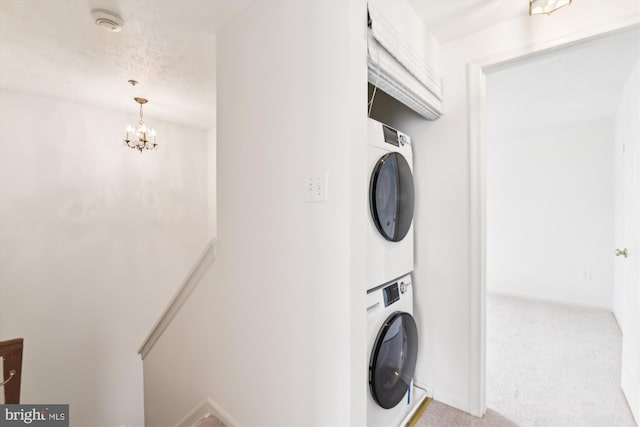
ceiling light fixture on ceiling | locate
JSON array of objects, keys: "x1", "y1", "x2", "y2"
[
  {"x1": 92, "y1": 9, "x2": 124, "y2": 32},
  {"x1": 123, "y1": 80, "x2": 157, "y2": 152},
  {"x1": 529, "y1": 0, "x2": 572, "y2": 15}
]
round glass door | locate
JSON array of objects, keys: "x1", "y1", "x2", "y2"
[
  {"x1": 370, "y1": 152, "x2": 414, "y2": 242},
  {"x1": 369, "y1": 312, "x2": 418, "y2": 409}
]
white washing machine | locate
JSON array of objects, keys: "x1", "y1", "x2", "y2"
[
  {"x1": 367, "y1": 118, "x2": 414, "y2": 291},
  {"x1": 367, "y1": 274, "x2": 425, "y2": 427}
]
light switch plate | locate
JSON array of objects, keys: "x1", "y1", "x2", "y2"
[{"x1": 304, "y1": 172, "x2": 328, "y2": 202}]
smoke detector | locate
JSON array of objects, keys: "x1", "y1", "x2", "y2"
[{"x1": 92, "y1": 10, "x2": 124, "y2": 32}]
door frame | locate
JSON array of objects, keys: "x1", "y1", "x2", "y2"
[{"x1": 467, "y1": 22, "x2": 640, "y2": 417}]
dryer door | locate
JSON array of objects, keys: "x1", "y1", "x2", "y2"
[
  {"x1": 370, "y1": 152, "x2": 414, "y2": 242},
  {"x1": 369, "y1": 311, "x2": 418, "y2": 409}
]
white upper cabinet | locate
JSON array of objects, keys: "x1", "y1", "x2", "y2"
[{"x1": 367, "y1": 1, "x2": 442, "y2": 119}]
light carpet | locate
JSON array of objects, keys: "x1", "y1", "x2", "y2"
[
  {"x1": 415, "y1": 294, "x2": 636, "y2": 426},
  {"x1": 414, "y1": 400, "x2": 517, "y2": 426},
  {"x1": 194, "y1": 415, "x2": 225, "y2": 427}
]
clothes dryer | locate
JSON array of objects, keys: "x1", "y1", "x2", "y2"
[{"x1": 367, "y1": 118, "x2": 414, "y2": 290}]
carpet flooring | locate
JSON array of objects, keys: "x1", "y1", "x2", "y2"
[
  {"x1": 414, "y1": 400, "x2": 518, "y2": 426},
  {"x1": 415, "y1": 294, "x2": 636, "y2": 427},
  {"x1": 194, "y1": 415, "x2": 225, "y2": 427}
]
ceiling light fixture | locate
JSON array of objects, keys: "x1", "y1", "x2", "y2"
[
  {"x1": 529, "y1": 0, "x2": 572, "y2": 15},
  {"x1": 123, "y1": 81, "x2": 157, "y2": 152}
]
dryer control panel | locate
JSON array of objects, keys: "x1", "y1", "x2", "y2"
[{"x1": 382, "y1": 124, "x2": 411, "y2": 147}]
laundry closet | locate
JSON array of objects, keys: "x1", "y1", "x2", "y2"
[{"x1": 364, "y1": 1, "x2": 442, "y2": 426}]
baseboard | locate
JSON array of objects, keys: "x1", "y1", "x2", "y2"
[
  {"x1": 612, "y1": 310, "x2": 623, "y2": 334},
  {"x1": 621, "y1": 363, "x2": 640, "y2": 424},
  {"x1": 400, "y1": 385, "x2": 428, "y2": 426},
  {"x1": 429, "y1": 389, "x2": 469, "y2": 415},
  {"x1": 412, "y1": 380, "x2": 434, "y2": 398},
  {"x1": 174, "y1": 396, "x2": 241, "y2": 427},
  {"x1": 413, "y1": 381, "x2": 471, "y2": 415},
  {"x1": 487, "y1": 289, "x2": 612, "y2": 311}
]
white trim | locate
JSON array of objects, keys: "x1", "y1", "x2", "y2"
[
  {"x1": 432, "y1": 389, "x2": 471, "y2": 415},
  {"x1": 174, "y1": 396, "x2": 241, "y2": 427},
  {"x1": 467, "y1": 19, "x2": 640, "y2": 421},
  {"x1": 412, "y1": 380, "x2": 434, "y2": 398},
  {"x1": 467, "y1": 62, "x2": 486, "y2": 418},
  {"x1": 621, "y1": 363, "x2": 640, "y2": 423},
  {"x1": 138, "y1": 239, "x2": 217, "y2": 359},
  {"x1": 613, "y1": 310, "x2": 623, "y2": 334},
  {"x1": 400, "y1": 385, "x2": 428, "y2": 426},
  {"x1": 476, "y1": 18, "x2": 640, "y2": 70},
  {"x1": 487, "y1": 290, "x2": 612, "y2": 312}
]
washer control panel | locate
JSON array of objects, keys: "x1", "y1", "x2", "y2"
[
  {"x1": 399, "y1": 280, "x2": 409, "y2": 294},
  {"x1": 382, "y1": 283, "x2": 399, "y2": 307},
  {"x1": 382, "y1": 279, "x2": 413, "y2": 307}
]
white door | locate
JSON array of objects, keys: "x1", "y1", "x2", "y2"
[{"x1": 615, "y1": 88, "x2": 640, "y2": 423}]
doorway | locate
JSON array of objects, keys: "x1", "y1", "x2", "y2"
[{"x1": 472, "y1": 27, "x2": 640, "y2": 424}]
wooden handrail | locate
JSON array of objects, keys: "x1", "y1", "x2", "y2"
[{"x1": 0, "y1": 338, "x2": 23, "y2": 404}]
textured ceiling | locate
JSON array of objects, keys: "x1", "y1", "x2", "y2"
[
  {"x1": 2, "y1": 0, "x2": 637, "y2": 130},
  {"x1": 487, "y1": 28, "x2": 640, "y2": 134},
  {"x1": 0, "y1": 0, "x2": 253, "y2": 129}
]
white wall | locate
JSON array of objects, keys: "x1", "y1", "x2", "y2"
[
  {"x1": 207, "y1": 127, "x2": 217, "y2": 239},
  {"x1": 398, "y1": 1, "x2": 639, "y2": 414},
  {"x1": 613, "y1": 60, "x2": 640, "y2": 329},
  {"x1": 142, "y1": 2, "x2": 369, "y2": 427},
  {"x1": 0, "y1": 89, "x2": 208, "y2": 427},
  {"x1": 486, "y1": 118, "x2": 614, "y2": 308}
]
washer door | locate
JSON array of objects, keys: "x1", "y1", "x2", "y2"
[
  {"x1": 369, "y1": 312, "x2": 418, "y2": 409},
  {"x1": 370, "y1": 152, "x2": 415, "y2": 242}
]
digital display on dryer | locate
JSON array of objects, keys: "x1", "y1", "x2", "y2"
[
  {"x1": 382, "y1": 124, "x2": 399, "y2": 147},
  {"x1": 383, "y1": 283, "x2": 400, "y2": 307}
]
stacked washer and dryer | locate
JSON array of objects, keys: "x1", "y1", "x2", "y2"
[{"x1": 366, "y1": 118, "x2": 425, "y2": 427}]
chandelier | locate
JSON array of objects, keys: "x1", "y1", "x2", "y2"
[{"x1": 123, "y1": 95, "x2": 158, "y2": 152}]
